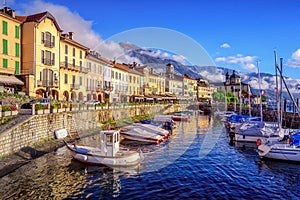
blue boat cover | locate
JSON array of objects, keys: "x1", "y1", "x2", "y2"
[
  {"x1": 227, "y1": 115, "x2": 261, "y2": 123},
  {"x1": 290, "y1": 134, "x2": 300, "y2": 147}
]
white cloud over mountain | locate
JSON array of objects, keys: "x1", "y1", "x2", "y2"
[
  {"x1": 17, "y1": 0, "x2": 139, "y2": 64},
  {"x1": 215, "y1": 54, "x2": 257, "y2": 71}
]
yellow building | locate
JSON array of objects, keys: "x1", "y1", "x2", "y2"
[
  {"x1": 197, "y1": 78, "x2": 212, "y2": 102},
  {"x1": 17, "y1": 11, "x2": 62, "y2": 99},
  {"x1": 85, "y1": 51, "x2": 111, "y2": 102},
  {"x1": 59, "y1": 32, "x2": 89, "y2": 102},
  {"x1": 183, "y1": 75, "x2": 197, "y2": 100},
  {"x1": 0, "y1": 7, "x2": 24, "y2": 93}
]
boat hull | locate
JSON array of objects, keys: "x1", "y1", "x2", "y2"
[
  {"x1": 65, "y1": 143, "x2": 142, "y2": 167},
  {"x1": 259, "y1": 144, "x2": 300, "y2": 162}
]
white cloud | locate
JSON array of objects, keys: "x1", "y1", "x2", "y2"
[
  {"x1": 215, "y1": 54, "x2": 257, "y2": 71},
  {"x1": 220, "y1": 43, "x2": 231, "y2": 48},
  {"x1": 286, "y1": 48, "x2": 300, "y2": 68},
  {"x1": 18, "y1": 0, "x2": 140, "y2": 64}
]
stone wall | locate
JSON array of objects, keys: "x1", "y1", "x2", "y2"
[{"x1": 0, "y1": 104, "x2": 187, "y2": 156}]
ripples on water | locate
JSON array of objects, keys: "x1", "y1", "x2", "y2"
[{"x1": 1, "y1": 116, "x2": 300, "y2": 199}]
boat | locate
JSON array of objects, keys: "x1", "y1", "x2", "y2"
[
  {"x1": 60, "y1": 129, "x2": 143, "y2": 167},
  {"x1": 232, "y1": 121, "x2": 285, "y2": 142},
  {"x1": 141, "y1": 115, "x2": 176, "y2": 130},
  {"x1": 225, "y1": 114, "x2": 261, "y2": 131},
  {"x1": 120, "y1": 124, "x2": 169, "y2": 144},
  {"x1": 172, "y1": 113, "x2": 189, "y2": 121},
  {"x1": 258, "y1": 132, "x2": 300, "y2": 162},
  {"x1": 214, "y1": 111, "x2": 237, "y2": 122}
]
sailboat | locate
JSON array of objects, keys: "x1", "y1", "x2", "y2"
[
  {"x1": 258, "y1": 53, "x2": 300, "y2": 161},
  {"x1": 231, "y1": 60, "x2": 286, "y2": 142}
]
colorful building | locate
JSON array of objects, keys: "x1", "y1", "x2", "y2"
[
  {"x1": 0, "y1": 7, "x2": 23, "y2": 93},
  {"x1": 59, "y1": 32, "x2": 89, "y2": 102}
]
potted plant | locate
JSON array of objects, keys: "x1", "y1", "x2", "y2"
[
  {"x1": 35, "y1": 104, "x2": 45, "y2": 115},
  {"x1": 2, "y1": 105, "x2": 12, "y2": 117},
  {"x1": 10, "y1": 105, "x2": 18, "y2": 116},
  {"x1": 62, "y1": 103, "x2": 70, "y2": 112}
]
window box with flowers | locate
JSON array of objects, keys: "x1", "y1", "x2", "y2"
[
  {"x1": 70, "y1": 103, "x2": 78, "y2": 111},
  {"x1": 35, "y1": 104, "x2": 46, "y2": 115},
  {"x1": 62, "y1": 103, "x2": 70, "y2": 112}
]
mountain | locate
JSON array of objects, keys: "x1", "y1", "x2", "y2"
[{"x1": 119, "y1": 42, "x2": 300, "y2": 100}]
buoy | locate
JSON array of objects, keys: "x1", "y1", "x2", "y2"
[{"x1": 256, "y1": 138, "x2": 261, "y2": 146}]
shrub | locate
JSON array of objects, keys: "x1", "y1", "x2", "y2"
[
  {"x1": 62, "y1": 103, "x2": 69, "y2": 108},
  {"x1": 35, "y1": 104, "x2": 46, "y2": 110},
  {"x1": 2, "y1": 106, "x2": 12, "y2": 112}
]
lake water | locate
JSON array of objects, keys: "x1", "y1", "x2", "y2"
[{"x1": 1, "y1": 115, "x2": 300, "y2": 199}]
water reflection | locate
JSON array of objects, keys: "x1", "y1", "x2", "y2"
[{"x1": 2, "y1": 116, "x2": 300, "y2": 199}]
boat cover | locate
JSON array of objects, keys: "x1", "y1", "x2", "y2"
[{"x1": 290, "y1": 134, "x2": 300, "y2": 147}]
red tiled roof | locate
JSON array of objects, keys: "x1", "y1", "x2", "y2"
[
  {"x1": 16, "y1": 11, "x2": 62, "y2": 31},
  {"x1": 113, "y1": 63, "x2": 130, "y2": 72}
]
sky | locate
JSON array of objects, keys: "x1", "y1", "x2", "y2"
[{"x1": 6, "y1": 0, "x2": 300, "y2": 79}]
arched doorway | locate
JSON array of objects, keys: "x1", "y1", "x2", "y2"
[
  {"x1": 78, "y1": 92, "x2": 83, "y2": 102},
  {"x1": 36, "y1": 89, "x2": 46, "y2": 98},
  {"x1": 98, "y1": 94, "x2": 102, "y2": 102},
  {"x1": 87, "y1": 94, "x2": 92, "y2": 101},
  {"x1": 71, "y1": 91, "x2": 77, "y2": 102},
  {"x1": 63, "y1": 91, "x2": 69, "y2": 101},
  {"x1": 50, "y1": 89, "x2": 59, "y2": 100}
]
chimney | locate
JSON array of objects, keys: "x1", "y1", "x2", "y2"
[
  {"x1": 69, "y1": 32, "x2": 74, "y2": 40},
  {"x1": 3, "y1": 7, "x2": 16, "y2": 18}
]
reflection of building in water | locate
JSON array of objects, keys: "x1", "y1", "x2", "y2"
[{"x1": 197, "y1": 115, "x2": 213, "y2": 131}]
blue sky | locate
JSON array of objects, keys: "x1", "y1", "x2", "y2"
[{"x1": 7, "y1": 0, "x2": 300, "y2": 79}]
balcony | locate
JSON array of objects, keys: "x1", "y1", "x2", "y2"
[
  {"x1": 70, "y1": 84, "x2": 80, "y2": 90},
  {"x1": 80, "y1": 67, "x2": 89, "y2": 74},
  {"x1": 59, "y1": 62, "x2": 80, "y2": 71},
  {"x1": 103, "y1": 86, "x2": 114, "y2": 91},
  {"x1": 43, "y1": 40, "x2": 54, "y2": 48},
  {"x1": 42, "y1": 58, "x2": 54, "y2": 66},
  {"x1": 37, "y1": 80, "x2": 58, "y2": 87}
]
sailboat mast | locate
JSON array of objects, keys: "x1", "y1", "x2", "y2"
[
  {"x1": 279, "y1": 58, "x2": 283, "y2": 130},
  {"x1": 274, "y1": 50, "x2": 280, "y2": 129},
  {"x1": 257, "y1": 60, "x2": 263, "y2": 122}
]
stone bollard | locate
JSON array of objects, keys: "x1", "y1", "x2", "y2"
[{"x1": 32, "y1": 103, "x2": 35, "y2": 115}]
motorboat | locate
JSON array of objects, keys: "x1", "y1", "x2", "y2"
[
  {"x1": 141, "y1": 115, "x2": 176, "y2": 130},
  {"x1": 58, "y1": 129, "x2": 143, "y2": 167},
  {"x1": 214, "y1": 111, "x2": 237, "y2": 122},
  {"x1": 172, "y1": 113, "x2": 189, "y2": 121},
  {"x1": 120, "y1": 124, "x2": 169, "y2": 144},
  {"x1": 225, "y1": 114, "x2": 261, "y2": 131}
]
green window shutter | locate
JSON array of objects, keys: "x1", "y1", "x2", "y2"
[
  {"x1": 3, "y1": 58, "x2": 8, "y2": 68},
  {"x1": 15, "y1": 43, "x2": 20, "y2": 57},
  {"x1": 2, "y1": 21, "x2": 7, "y2": 35},
  {"x1": 15, "y1": 25, "x2": 20, "y2": 38},
  {"x1": 15, "y1": 61, "x2": 20, "y2": 74},
  {"x1": 3, "y1": 39, "x2": 8, "y2": 54}
]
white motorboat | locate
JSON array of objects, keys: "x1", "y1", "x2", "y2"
[
  {"x1": 59, "y1": 129, "x2": 143, "y2": 167},
  {"x1": 120, "y1": 124, "x2": 169, "y2": 144}
]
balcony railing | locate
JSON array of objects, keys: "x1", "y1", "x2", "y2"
[
  {"x1": 70, "y1": 84, "x2": 80, "y2": 90},
  {"x1": 43, "y1": 40, "x2": 54, "y2": 48},
  {"x1": 42, "y1": 58, "x2": 54, "y2": 66},
  {"x1": 59, "y1": 62, "x2": 80, "y2": 71},
  {"x1": 80, "y1": 67, "x2": 89, "y2": 73},
  {"x1": 37, "y1": 80, "x2": 58, "y2": 87},
  {"x1": 103, "y1": 86, "x2": 114, "y2": 91},
  {"x1": 96, "y1": 87, "x2": 102, "y2": 92}
]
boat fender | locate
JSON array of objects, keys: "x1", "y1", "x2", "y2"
[{"x1": 256, "y1": 138, "x2": 261, "y2": 146}]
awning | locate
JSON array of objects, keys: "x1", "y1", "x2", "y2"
[{"x1": 0, "y1": 74, "x2": 24, "y2": 85}]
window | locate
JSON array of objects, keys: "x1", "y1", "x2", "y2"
[
  {"x1": 15, "y1": 43, "x2": 20, "y2": 57},
  {"x1": 41, "y1": 50, "x2": 55, "y2": 65},
  {"x1": 64, "y1": 74, "x2": 68, "y2": 84},
  {"x1": 3, "y1": 39, "x2": 8, "y2": 54},
  {"x1": 73, "y1": 48, "x2": 75, "y2": 57},
  {"x1": 94, "y1": 64, "x2": 96, "y2": 73},
  {"x1": 80, "y1": 50, "x2": 82, "y2": 59},
  {"x1": 79, "y1": 61, "x2": 82, "y2": 70},
  {"x1": 65, "y1": 56, "x2": 68, "y2": 67},
  {"x1": 15, "y1": 26, "x2": 20, "y2": 38},
  {"x1": 3, "y1": 58, "x2": 8, "y2": 68},
  {"x1": 15, "y1": 61, "x2": 20, "y2": 74},
  {"x1": 73, "y1": 59, "x2": 75, "y2": 67},
  {"x1": 65, "y1": 44, "x2": 68, "y2": 54},
  {"x1": 2, "y1": 21, "x2": 7, "y2": 35},
  {"x1": 79, "y1": 76, "x2": 82, "y2": 85},
  {"x1": 111, "y1": 71, "x2": 114, "y2": 78},
  {"x1": 88, "y1": 62, "x2": 91, "y2": 72}
]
